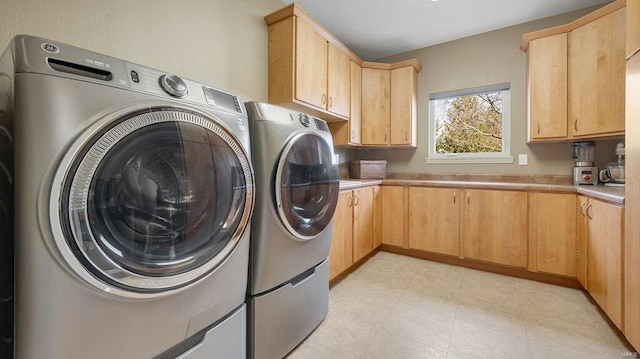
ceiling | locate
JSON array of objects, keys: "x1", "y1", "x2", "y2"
[{"x1": 282, "y1": 0, "x2": 612, "y2": 60}]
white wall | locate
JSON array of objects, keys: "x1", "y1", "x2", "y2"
[{"x1": 0, "y1": 0, "x2": 285, "y2": 102}]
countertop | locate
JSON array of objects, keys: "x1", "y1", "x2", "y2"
[{"x1": 339, "y1": 179, "x2": 625, "y2": 205}]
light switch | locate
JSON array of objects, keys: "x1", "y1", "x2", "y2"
[{"x1": 518, "y1": 154, "x2": 528, "y2": 166}]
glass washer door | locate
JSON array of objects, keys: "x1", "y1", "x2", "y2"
[
  {"x1": 274, "y1": 132, "x2": 339, "y2": 240},
  {"x1": 59, "y1": 107, "x2": 254, "y2": 294}
]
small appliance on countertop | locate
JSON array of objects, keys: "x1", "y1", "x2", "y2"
[
  {"x1": 572, "y1": 141, "x2": 598, "y2": 185},
  {"x1": 599, "y1": 142, "x2": 625, "y2": 186}
]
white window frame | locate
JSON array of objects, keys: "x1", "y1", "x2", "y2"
[{"x1": 426, "y1": 83, "x2": 514, "y2": 164}]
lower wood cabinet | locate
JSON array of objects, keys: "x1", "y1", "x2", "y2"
[
  {"x1": 329, "y1": 191, "x2": 354, "y2": 280},
  {"x1": 461, "y1": 189, "x2": 528, "y2": 268},
  {"x1": 373, "y1": 186, "x2": 382, "y2": 249},
  {"x1": 578, "y1": 196, "x2": 624, "y2": 330},
  {"x1": 530, "y1": 192, "x2": 577, "y2": 277},
  {"x1": 408, "y1": 187, "x2": 460, "y2": 256},
  {"x1": 329, "y1": 186, "x2": 376, "y2": 281},
  {"x1": 381, "y1": 186, "x2": 405, "y2": 247}
]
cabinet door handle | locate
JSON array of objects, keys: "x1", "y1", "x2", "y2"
[
  {"x1": 537, "y1": 122, "x2": 540, "y2": 134},
  {"x1": 586, "y1": 203, "x2": 593, "y2": 219},
  {"x1": 467, "y1": 193, "x2": 470, "y2": 205},
  {"x1": 351, "y1": 130, "x2": 354, "y2": 140},
  {"x1": 405, "y1": 132, "x2": 408, "y2": 141},
  {"x1": 322, "y1": 93, "x2": 327, "y2": 105},
  {"x1": 348, "y1": 195, "x2": 353, "y2": 207},
  {"x1": 374, "y1": 190, "x2": 379, "y2": 200},
  {"x1": 384, "y1": 133, "x2": 387, "y2": 142},
  {"x1": 354, "y1": 194, "x2": 360, "y2": 206},
  {"x1": 574, "y1": 119, "x2": 578, "y2": 132},
  {"x1": 579, "y1": 202, "x2": 586, "y2": 217},
  {"x1": 453, "y1": 192, "x2": 456, "y2": 204},
  {"x1": 329, "y1": 96, "x2": 333, "y2": 108}
]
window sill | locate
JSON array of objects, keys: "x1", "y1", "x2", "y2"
[{"x1": 425, "y1": 156, "x2": 514, "y2": 164}]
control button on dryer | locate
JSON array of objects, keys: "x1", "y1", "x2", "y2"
[
  {"x1": 159, "y1": 74, "x2": 188, "y2": 98},
  {"x1": 130, "y1": 70, "x2": 140, "y2": 83},
  {"x1": 298, "y1": 113, "x2": 310, "y2": 127}
]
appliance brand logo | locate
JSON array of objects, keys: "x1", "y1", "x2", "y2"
[{"x1": 41, "y1": 43, "x2": 59, "y2": 54}]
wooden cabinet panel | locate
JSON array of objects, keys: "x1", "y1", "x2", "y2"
[
  {"x1": 361, "y1": 68, "x2": 390, "y2": 145},
  {"x1": 408, "y1": 187, "x2": 460, "y2": 256},
  {"x1": 329, "y1": 191, "x2": 353, "y2": 280},
  {"x1": 534, "y1": 193, "x2": 576, "y2": 277},
  {"x1": 576, "y1": 195, "x2": 589, "y2": 289},
  {"x1": 628, "y1": 0, "x2": 640, "y2": 58},
  {"x1": 625, "y1": 50, "x2": 640, "y2": 351},
  {"x1": 295, "y1": 18, "x2": 328, "y2": 110},
  {"x1": 390, "y1": 66, "x2": 417, "y2": 146},
  {"x1": 350, "y1": 61, "x2": 362, "y2": 144},
  {"x1": 569, "y1": 8, "x2": 626, "y2": 137},
  {"x1": 373, "y1": 186, "x2": 382, "y2": 249},
  {"x1": 462, "y1": 189, "x2": 528, "y2": 268},
  {"x1": 328, "y1": 61, "x2": 362, "y2": 145},
  {"x1": 528, "y1": 33, "x2": 568, "y2": 141},
  {"x1": 327, "y1": 43, "x2": 350, "y2": 118},
  {"x1": 353, "y1": 187, "x2": 374, "y2": 262},
  {"x1": 587, "y1": 199, "x2": 624, "y2": 331},
  {"x1": 381, "y1": 186, "x2": 404, "y2": 247}
]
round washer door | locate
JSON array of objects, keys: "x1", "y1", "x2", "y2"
[
  {"x1": 54, "y1": 107, "x2": 254, "y2": 297},
  {"x1": 275, "y1": 132, "x2": 339, "y2": 240}
]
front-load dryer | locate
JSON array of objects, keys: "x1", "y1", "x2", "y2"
[
  {"x1": 0, "y1": 35, "x2": 254, "y2": 359},
  {"x1": 245, "y1": 102, "x2": 340, "y2": 359}
]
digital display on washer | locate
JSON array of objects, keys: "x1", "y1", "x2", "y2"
[{"x1": 203, "y1": 86, "x2": 242, "y2": 113}]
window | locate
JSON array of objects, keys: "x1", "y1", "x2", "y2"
[{"x1": 427, "y1": 83, "x2": 513, "y2": 164}]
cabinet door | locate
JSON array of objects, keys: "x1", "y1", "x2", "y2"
[
  {"x1": 361, "y1": 68, "x2": 390, "y2": 145},
  {"x1": 625, "y1": 50, "x2": 640, "y2": 350},
  {"x1": 628, "y1": 0, "x2": 640, "y2": 58},
  {"x1": 462, "y1": 189, "x2": 528, "y2": 268},
  {"x1": 295, "y1": 18, "x2": 328, "y2": 110},
  {"x1": 576, "y1": 195, "x2": 589, "y2": 289},
  {"x1": 528, "y1": 34, "x2": 568, "y2": 141},
  {"x1": 372, "y1": 186, "x2": 382, "y2": 249},
  {"x1": 569, "y1": 9, "x2": 625, "y2": 137},
  {"x1": 390, "y1": 66, "x2": 416, "y2": 146},
  {"x1": 535, "y1": 193, "x2": 576, "y2": 277},
  {"x1": 381, "y1": 186, "x2": 404, "y2": 247},
  {"x1": 327, "y1": 43, "x2": 350, "y2": 118},
  {"x1": 349, "y1": 61, "x2": 362, "y2": 144},
  {"x1": 328, "y1": 191, "x2": 353, "y2": 281},
  {"x1": 353, "y1": 187, "x2": 374, "y2": 262},
  {"x1": 587, "y1": 199, "x2": 623, "y2": 330},
  {"x1": 408, "y1": 187, "x2": 459, "y2": 256}
]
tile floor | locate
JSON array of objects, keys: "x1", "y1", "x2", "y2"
[{"x1": 287, "y1": 252, "x2": 636, "y2": 359}]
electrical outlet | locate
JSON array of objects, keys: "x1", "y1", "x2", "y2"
[{"x1": 518, "y1": 154, "x2": 528, "y2": 166}]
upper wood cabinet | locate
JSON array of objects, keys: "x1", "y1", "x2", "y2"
[
  {"x1": 569, "y1": 8, "x2": 626, "y2": 138},
  {"x1": 361, "y1": 62, "x2": 421, "y2": 147},
  {"x1": 265, "y1": 6, "x2": 352, "y2": 122},
  {"x1": 461, "y1": 189, "x2": 528, "y2": 268},
  {"x1": 391, "y1": 65, "x2": 418, "y2": 146},
  {"x1": 521, "y1": 0, "x2": 626, "y2": 141},
  {"x1": 362, "y1": 67, "x2": 391, "y2": 145},
  {"x1": 330, "y1": 61, "x2": 362, "y2": 145},
  {"x1": 527, "y1": 33, "x2": 568, "y2": 142}
]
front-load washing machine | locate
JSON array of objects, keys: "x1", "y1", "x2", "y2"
[
  {"x1": 0, "y1": 35, "x2": 254, "y2": 358},
  {"x1": 245, "y1": 102, "x2": 340, "y2": 359}
]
